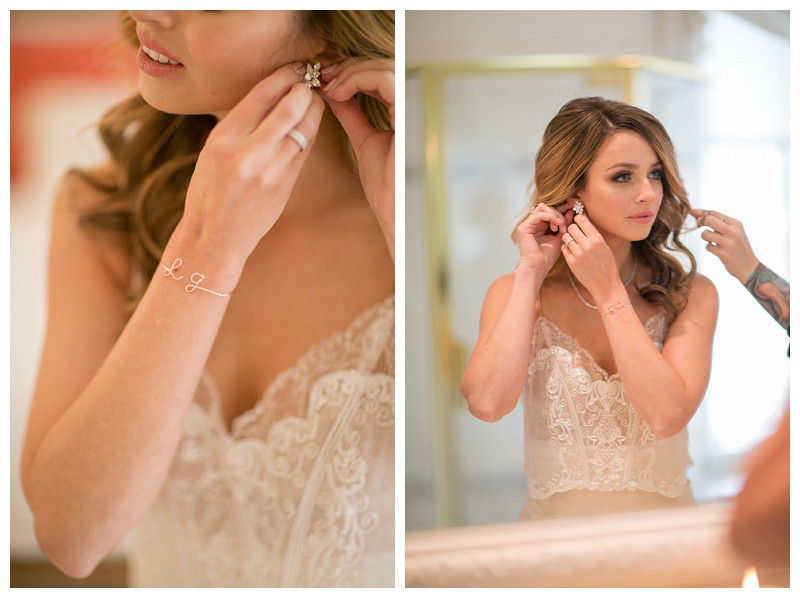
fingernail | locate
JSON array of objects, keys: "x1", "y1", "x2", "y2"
[
  {"x1": 292, "y1": 62, "x2": 305, "y2": 75},
  {"x1": 324, "y1": 76, "x2": 338, "y2": 91},
  {"x1": 321, "y1": 63, "x2": 339, "y2": 74}
]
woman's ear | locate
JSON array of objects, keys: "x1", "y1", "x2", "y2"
[{"x1": 565, "y1": 195, "x2": 582, "y2": 211}]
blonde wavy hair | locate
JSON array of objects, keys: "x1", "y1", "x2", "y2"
[
  {"x1": 516, "y1": 97, "x2": 695, "y2": 322},
  {"x1": 76, "y1": 10, "x2": 394, "y2": 311}
]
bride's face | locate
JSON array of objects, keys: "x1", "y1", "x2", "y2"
[
  {"x1": 128, "y1": 10, "x2": 322, "y2": 117},
  {"x1": 576, "y1": 130, "x2": 663, "y2": 246}
]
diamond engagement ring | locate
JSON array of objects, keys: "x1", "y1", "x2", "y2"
[{"x1": 286, "y1": 128, "x2": 308, "y2": 151}]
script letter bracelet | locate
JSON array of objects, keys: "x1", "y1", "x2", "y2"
[
  {"x1": 599, "y1": 299, "x2": 630, "y2": 316},
  {"x1": 160, "y1": 258, "x2": 232, "y2": 297}
]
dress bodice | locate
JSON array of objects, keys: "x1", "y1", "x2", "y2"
[
  {"x1": 522, "y1": 313, "x2": 692, "y2": 503},
  {"x1": 127, "y1": 296, "x2": 395, "y2": 587}
]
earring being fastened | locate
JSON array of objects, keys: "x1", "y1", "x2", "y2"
[
  {"x1": 285, "y1": 63, "x2": 321, "y2": 151},
  {"x1": 303, "y1": 62, "x2": 321, "y2": 88},
  {"x1": 573, "y1": 200, "x2": 585, "y2": 215}
]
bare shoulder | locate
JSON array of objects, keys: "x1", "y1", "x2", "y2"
[
  {"x1": 478, "y1": 272, "x2": 517, "y2": 328},
  {"x1": 52, "y1": 167, "x2": 131, "y2": 292},
  {"x1": 687, "y1": 273, "x2": 719, "y2": 310},
  {"x1": 675, "y1": 273, "x2": 719, "y2": 330},
  {"x1": 483, "y1": 272, "x2": 515, "y2": 306},
  {"x1": 488, "y1": 272, "x2": 515, "y2": 294}
]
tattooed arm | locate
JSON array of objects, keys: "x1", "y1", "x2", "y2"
[
  {"x1": 690, "y1": 209, "x2": 790, "y2": 330},
  {"x1": 744, "y1": 262, "x2": 790, "y2": 330}
]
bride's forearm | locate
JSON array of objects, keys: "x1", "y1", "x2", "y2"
[
  {"x1": 22, "y1": 223, "x2": 246, "y2": 578},
  {"x1": 461, "y1": 268, "x2": 543, "y2": 421},
  {"x1": 594, "y1": 283, "x2": 708, "y2": 438}
]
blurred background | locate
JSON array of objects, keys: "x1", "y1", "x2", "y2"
[
  {"x1": 10, "y1": 10, "x2": 136, "y2": 586},
  {"x1": 406, "y1": 10, "x2": 790, "y2": 531}
]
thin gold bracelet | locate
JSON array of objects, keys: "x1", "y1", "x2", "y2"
[{"x1": 159, "y1": 258, "x2": 232, "y2": 297}]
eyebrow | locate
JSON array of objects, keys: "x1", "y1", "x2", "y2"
[{"x1": 606, "y1": 161, "x2": 662, "y2": 171}]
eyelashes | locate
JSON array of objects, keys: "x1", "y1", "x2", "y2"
[{"x1": 611, "y1": 169, "x2": 663, "y2": 183}]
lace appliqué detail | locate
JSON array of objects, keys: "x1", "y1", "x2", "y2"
[
  {"x1": 134, "y1": 297, "x2": 394, "y2": 587},
  {"x1": 524, "y1": 314, "x2": 689, "y2": 500}
]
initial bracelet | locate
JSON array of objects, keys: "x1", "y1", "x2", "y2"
[
  {"x1": 600, "y1": 299, "x2": 630, "y2": 316},
  {"x1": 159, "y1": 258, "x2": 232, "y2": 297}
]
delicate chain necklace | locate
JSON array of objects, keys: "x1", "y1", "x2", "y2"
[{"x1": 566, "y1": 260, "x2": 637, "y2": 310}]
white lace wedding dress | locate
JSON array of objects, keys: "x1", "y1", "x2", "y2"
[
  {"x1": 520, "y1": 312, "x2": 695, "y2": 520},
  {"x1": 127, "y1": 296, "x2": 395, "y2": 587}
]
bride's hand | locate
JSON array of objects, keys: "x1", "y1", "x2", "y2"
[
  {"x1": 561, "y1": 213, "x2": 620, "y2": 297},
  {"x1": 321, "y1": 59, "x2": 395, "y2": 259},
  {"x1": 517, "y1": 203, "x2": 572, "y2": 274},
  {"x1": 181, "y1": 63, "x2": 325, "y2": 258}
]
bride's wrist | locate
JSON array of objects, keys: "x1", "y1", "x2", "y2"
[
  {"x1": 514, "y1": 264, "x2": 546, "y2": 289},
  {"x1": 591, "y1": 279, "x2": 628, "y2": 307},
  {"x1": 161, "y1": 219, "x2": 249, "y2": 291}
]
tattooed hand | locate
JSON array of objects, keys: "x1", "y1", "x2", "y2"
[{"x1": 690, "y1": 208, "x2": 789, "y2": 330}]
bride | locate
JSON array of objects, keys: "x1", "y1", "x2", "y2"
[
  {"x1": 21, "y1": 10, "x2": 394, "y2": 587},
  {"x1": 461, "y1": 97, "x2": 718, "y2": 519}
]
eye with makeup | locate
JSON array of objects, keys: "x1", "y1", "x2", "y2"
[
  {"x1": 611, "y1": 168, "x2": 663, "y2": 183},
  {"x1": 611, "y1": 171, "x2": 633, "y2": 183}
]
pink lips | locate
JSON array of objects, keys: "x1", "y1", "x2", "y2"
[
  {"x1": 137, "y1": 33, "x2": 182, "y2": 63},
  {"x1": 136, "y1": 32, "x2": 184, "y2": 76},
  {"x1": 628, "y1": 212, "x2": 654, "y2": 224}
]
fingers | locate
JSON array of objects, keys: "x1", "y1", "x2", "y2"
[
  {"x1": 524, "y1": 203, "x2": 567, "y2": 235},
  {"x1": 326, "y1": 96, "x2": 376, "y2": 153},
  {"x1": 689, "y1": 208, "x2": 736, "y2": 230},
  {"x1": 274, "y1": 90, "x2": 326, "y2": 172},
  {"x1": 214, "y1": 63, "x2": 309, "y2": 137},
  {"x1": 251, "y1": 83, "x2": 321, "y2": 152},
  {"x1": 322, "y1": 59, "x2": 395, "y2": 113},
  {"x1": 700, "y1": 227, "x2": 725, "y2": 244},
  {"x1": 322, "y1": 59, "x2": 395, "y2": 152},
  {"x1": 565, "y1": 214, "x2": 596, "y2": 243},
  {"x1": 562, "y1": 214, "x2": 607, "y2": 262}
]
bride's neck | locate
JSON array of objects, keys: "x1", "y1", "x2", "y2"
[{"x1": 283, "y1": 106, "x2": 363, "y2": 216}]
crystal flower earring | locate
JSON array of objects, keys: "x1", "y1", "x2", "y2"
[
  {"x1": 573, "y1": 200, "x2": 585, "y2": 215},
  {"x1": 303, "y1": 62, "x2": 321, "y2": 88}
]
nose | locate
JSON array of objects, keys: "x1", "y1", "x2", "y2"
[
  {"x1": 128, "y1": 11, "x2": 177, "y2": 28},
  {"x1": 636, "y1": 176, "x2": 660, "y2": 203}
]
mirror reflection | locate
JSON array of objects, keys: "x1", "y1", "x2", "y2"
[{"x1": 406, "y1": 10, "x2": 789, "y2": 531}]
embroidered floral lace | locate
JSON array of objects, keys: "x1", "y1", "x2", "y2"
[
  {"x1": 127, "y1": 296, "x2": 394, "y2": 587},
  {"x1": 523, "y1": 314, "x2": 691, "y2": 502}
]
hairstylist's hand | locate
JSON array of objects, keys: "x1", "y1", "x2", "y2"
[
  {"x1": 321, "y1": 59, "x2": 395, "y2": 259},
  {"x1": 561, "y1": 213, "x2": 621, "y2": 298},
  {"x1": 689, "y1": 208, "x2": 759, "y2": 284},
  {"x1": 181, "y1": 63, "x2": 325, "y2": 259},
  {"x1": 517, "y1": 202, "x2": 573, "y2": 275}
]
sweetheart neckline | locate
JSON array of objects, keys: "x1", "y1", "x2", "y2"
[
  {"x1": 200, "y1": 294, "x2": 394, "y2": 436},
  {"x1": 535, "y1": 312, "x2": 667, "y2": 380}
]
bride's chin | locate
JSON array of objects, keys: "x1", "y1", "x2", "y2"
[
  {"x1": 139, "y1": 88, "x2": 185, "y2": 115},
  {"x1": 139, "y1": 86, "x2": 233, "y2": 117}
]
